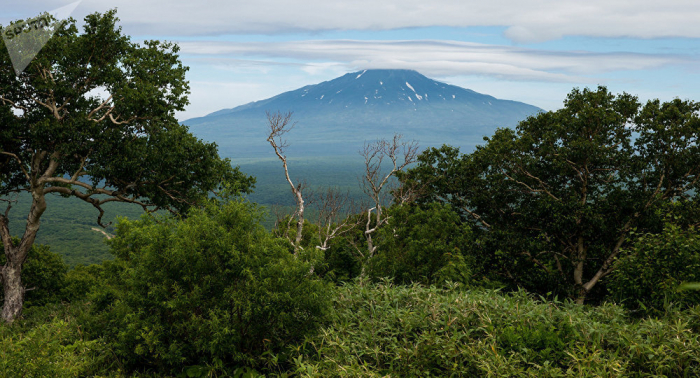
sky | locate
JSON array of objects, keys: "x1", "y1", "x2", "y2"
[{"x1": 2, "y1": 0, "x2": 700, "y2": 121}]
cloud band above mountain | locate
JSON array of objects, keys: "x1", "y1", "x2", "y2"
[
  {"x1": 178, "y1": 40, "x2": 691, "y2": 82},
  {"x1": 8, "y1": 0, "x2": 700, "y2": 43}
]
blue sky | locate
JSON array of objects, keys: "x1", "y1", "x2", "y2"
[{"x1": 2, "y1": 0, "x2": 699, "y2": 120}]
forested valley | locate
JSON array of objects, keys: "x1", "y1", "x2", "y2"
[{"x1": 2, "y1": 10, "x2": 700, "y2": 378}]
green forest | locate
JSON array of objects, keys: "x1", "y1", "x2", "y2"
[
  {"x1": 5, "y1": 156, "x2": 366, "y2": 266},
  {"x1": 3, "y1": 10, "x2": 700, "y2": 377}
]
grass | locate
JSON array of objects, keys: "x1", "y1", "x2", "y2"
[{"x1": 293, "y1": 281, "x2": 700, "y2": 377}]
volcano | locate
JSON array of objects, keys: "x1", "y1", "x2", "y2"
[{"x1": 183, "y1": 69, "x2": 541, "y2": 158}]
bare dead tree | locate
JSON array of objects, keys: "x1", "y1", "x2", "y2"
[
  {"x1": 266, "y1": 111, "x2": 306, "y2": 255},
  {"x1": 314, "y1": 187, "x2": 362, "y2": 251},
  {"x1": 358, "y1": 134, "x2": 419, "y2": 265}
]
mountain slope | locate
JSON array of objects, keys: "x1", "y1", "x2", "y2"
[{"x1": 184, "y1": 69, "x2": 541, "y2": 158}]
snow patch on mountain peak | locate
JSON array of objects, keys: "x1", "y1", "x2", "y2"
[{"x1": 405, "y1": 82, "x2": 416, "y2": 93}]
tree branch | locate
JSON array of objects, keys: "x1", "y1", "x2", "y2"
[
  {"x1": 0, "y1": 152, "x2": 30, "y2": 181},
  {"x1": 266, "y1": 111, "x2": 304, "y2": 254}
]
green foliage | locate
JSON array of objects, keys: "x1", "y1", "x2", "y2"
[
  {"x1": 0, "y1": 8, "x2": 254, "y2": 322},
  {"x1": 403, "y1": 87, "x2": 700, "y2": 302},
  {"x1": 90, "y1": 200, "x2": 332, "y2": 375},
  {"x1": 293, "y1": 281, "x2": 700, "y2": 377},
  {"x1": 0, "y1": 9, "x2": 243, "y2": 208},
  {"x1": 321, "y1": 235, "x2": 363, "y2": 283},
  {"x1": 4, "y1": 190, "x2": 144, "y2": 265},
  {"x1": 609, "y1": 221, "x2": 700, "y2": 315},
  {"x1": 497, "y1": 322, "x2": 575, "y2": 369},
  {"x1": 272, "y1": 217, "x2": 321, "y2": 251},
  {"x1": 0, "y1": 302, "x2": 114, "y2": 377},
  {"x1": 3, "y1": 157, "x2": 368, "y2": 266},
  {"x1": 239, "y1": 156, "x2": 366, "y2": 208},
  {"x1": 0, "y1": 240, "x2": 67, "y2": 307},
  {"x1": 62, "y1": 264, "x2": 107, "y2": 302},
  {"x1": 369, "y1": 203, "x2": 473, "y2": 285},
  {"x1": 2, "y1": 280, "x2": 700, "y2": 376}
]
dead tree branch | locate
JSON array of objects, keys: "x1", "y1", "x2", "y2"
[
  {"x1": 314, "y1": 187, "x2": 361, "y2": 251},
  {"x1": 266, "y1": 110, "x2": 305, "y2": 255},
  {"x1": 359, "y1": 134, "x2": 419, "y2": 265}
]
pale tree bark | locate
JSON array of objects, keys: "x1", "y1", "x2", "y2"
[
  {"x1": 357, "y1": 134, "x2": 418, "y2": 272},
  {"x1": 266, "y1": 111, "x2": 305, "y2": 255},
  {"x1": 314, "y1": 187, "x2": 360, "y2": 251},
  {"x1": 0, "y1": 167, "x2": 49, "y2": 322}
]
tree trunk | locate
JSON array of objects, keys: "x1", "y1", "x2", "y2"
[
  {"x1": 1, "y1": 258, "x2": 25, "y2": 323},
  {"x1": 0, "y1": 189, "x2": 47, "y2": 323},
  {"x1": 574, "y1": 285, "x2": 589, "y2": 305},
  {"x1": 294, "y1": 193, "x2": 304, "y2": 255}
]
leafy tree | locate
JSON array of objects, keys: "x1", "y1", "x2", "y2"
[
  {"x1": 403, "y1": 87, "x2": 700, "y2": 303},
  {"x1": 0, "y1": 11, "x2": 253, "y2": 322},
  {"x1": 369, "y1": 203, "x2": 473, "y2": 285},
  {"x1": 90, "y1": 200, "x2": 331, "y2": 375},
  {"x1": 609, "y1": 219, "x2": 700, "y2": 315}
]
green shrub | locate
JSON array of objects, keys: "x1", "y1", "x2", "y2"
[
  {"x1": 369, "y1": 203, "x2": 473, "y2": 285},
  {"x1": 497, "y1": 322, "x2": 575, "y2": 369},
  {"x1": 608, "y1": 222, "x2": 700, "y2": 315},
  {"x1": 62, "y1": 264, "x2": 107, "y2": 302},
  {"x1": 92, "y1": 200, "x2": 332, "y2": 375},
  {"x1": 0, "y1": 302, "x2": 113, "y2": 377},
  {"x1": 292, "y1": 281, "x2": 700, "y2": 377},
  {"x1": 322, "y1": 235, "x2": 363, "y2": 283},
  {"x1": 1, "y1": 240, "x2": 68, "y2": 308}
]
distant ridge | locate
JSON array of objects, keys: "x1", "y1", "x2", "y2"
[{"x1": 183, "y1": 69, "x2": 541, "y2": 158}]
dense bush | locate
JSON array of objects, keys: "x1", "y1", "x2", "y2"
[
  {"x1": 89, "y1": 200, "x2": 332, "y2": 375},
  {"x1": 0, "y1": 302, "x2": 113, "y2": 377},
  {"x1": 61, "y1": 264, "x2": 107, "y2": 302},
  {"x1": 322, "y1": 235, "x2": 363, "y2": 282},
  {"x1": 369, "y1": 203, "x2": 473, "y2": 285},
  {"x1": 1, "y1": 240, "x2": 68, "y2": 308},
  {"x1": 293, "y1": 281, "x2": 700, "y2": 377},
  {"x1": 609, "y1": 221, "x2": 700, "y2": 315}
]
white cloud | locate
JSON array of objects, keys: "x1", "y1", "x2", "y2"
[
  {"x1": 176, "y1": 40, "x2": 689, "y2": 82},
  {"x1": 29, "y1": 0, "x2": 700, "y2": 42},
  {"x1": 3, "y1": 1, "x2": 700, "y2": 42}
]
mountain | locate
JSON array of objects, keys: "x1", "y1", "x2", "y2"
[{"x1": 183, "y1": 69, "x2": 541, "y2": 158}]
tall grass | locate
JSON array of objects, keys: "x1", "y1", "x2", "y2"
[{"x1": 293, "y1": 281, "x2": 700, "y2": 377}]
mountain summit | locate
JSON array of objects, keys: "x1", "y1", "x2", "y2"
[{"x1": 184, "y1": 69, "x2": 541, "y2": 158}]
